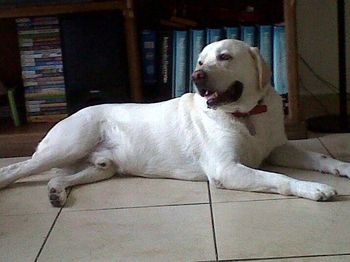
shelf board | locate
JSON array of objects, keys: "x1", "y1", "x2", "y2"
[
  {"x1": 285, "y1": 119, "x2": 307, "y2": 140},
  {"x1": 0, "y1": 122, "x2": 54, "y2": 157},
  {"x1": 0, "y1": 1, "x2": 125, "y2": 18}
]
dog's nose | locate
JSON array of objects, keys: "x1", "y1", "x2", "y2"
[{"x1": 192, "y1": 70, "x2": 207, "y2": 85}]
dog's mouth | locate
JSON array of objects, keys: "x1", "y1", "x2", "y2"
[
  {"x1": 199, "y1": 81, "x2": 244, "y2": 109},
  {"x1": 204, "y1": 90, "x2": 219, "y2": 104}
]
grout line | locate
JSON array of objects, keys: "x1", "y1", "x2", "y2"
[
  {"x1": 317, "y1": 137, "x2": 336, "y2": 159},
  {"x1": 34, "y1": 189, "x2": 72, "y2": 262},
  {"x1": 211, "y1": 197, "x2": 298, "y2": 205},
  {"x1": 61, "y1": 202, "x2": 210, "y2": 213},
  {"x1": 207, "y1": 182, "x2": 219, "y2": 261},
  {"x1": 212, "y1": 194, "x2": 350, "y2": 206},
  {"x1": 34, "y1": 207, "x2": 63, "y2": 262},
  {"x1": 222, "y1": 252, "x2": 350, "y2": 261}
]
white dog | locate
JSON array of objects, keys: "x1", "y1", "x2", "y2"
[{"x1": 1, "y1": 39, "x2": 349, "y2": 207}]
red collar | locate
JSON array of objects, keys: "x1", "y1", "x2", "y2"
[{"x1": 232, "y1": 105, "x2": 267, "y2": 118}]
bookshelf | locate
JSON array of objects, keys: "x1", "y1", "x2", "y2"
[{"x1": 0, "y1": 0, "x2": 303, "y2": 157}]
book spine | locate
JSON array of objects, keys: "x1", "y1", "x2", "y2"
[
  {"x1": 17, "y1": 28, "x2": 60, "y2": 35},
  {"x1": 16, "y1": 17, "x2": 59, "y2": 26},
  {"x1": 158, "y1": 31, "x2": 173, "y2": 100},
  {"x1": 27, "y1": 114, "x2": 67, "y2": 123},
  {"x1": 172, "y1": 31, "x2": 188, "y2": 98},
  {"x1": 240, "y1": 25, "x2": 256, "y2": 47},
  {"x1": 140, "y1": 30, "x2": 157, "y2": 86},
  {"x1": 206, "y1": 28, "x2": 223, "y2": 44},
  {"x1": 258, "y1": 25, "x2": 273, "y2": 68},
  {"x1": 189, "y1": 29, "x2": 205, "y2": 92},
  {"x1": 25, "y1": 87, "x2": 66, "y2": 94},
  {"x1": 20, "y1": 49, "x2": 62, "y2": 55},
  {"x1": 225, "y1": 27, "x2": 240, "y2": 40},
  {"x1": 273, "y1": 25, "x2": 288, "y2": 95},
  {"x1": 7, "y1": 88, "x2": 21, "y2": 127}
]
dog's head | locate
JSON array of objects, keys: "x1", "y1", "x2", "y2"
[{"x1": 192, "y1": 39, "x2": 271, "y2": 113}]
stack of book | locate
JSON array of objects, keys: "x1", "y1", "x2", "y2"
[
  {"x1": 141, "y1": 24, "x2": 288, "y2": 112},
  {"x1": 16, "y1": 16, "x2": 67, "y2": 122}
]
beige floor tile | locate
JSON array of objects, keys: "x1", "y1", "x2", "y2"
[
  {"x1": 64, "y1": 176, "x2": 209, "y2": 211},
  {"x1": 213, "y1": 197, "x2": 350, "y2": 261},
  {"x1": 0, "y1": 213, "x2": 57, "y2": 262},
  {"x1": 0, "y1": 183, "x2": 59, "y2": 216},
  {"x1": 258, "y1": 255, "x2": 350, "y2": 261},
  {"x1": 38, "y1": 205, "x2": 216, "y2": 261},
  {"x1": 0, "y1": 157, "x2": 61, "y2": 215},
  {"x1": 319, "y1": 134, "x2": 350, "y2": 162}
]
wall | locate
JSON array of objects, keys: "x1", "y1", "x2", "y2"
[{"x1": 296, "y1": 0, "x2": 350, "y2": 95}]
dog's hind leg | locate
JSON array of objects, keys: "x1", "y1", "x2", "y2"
[
  {"x1": 267, "y1": 142, "x2": 350, "y2": 178},
  {"x1": 0, "y1": 155, "x2": 79, "y2": 189},
  {"x1": 0, "y1": 112, "x2": 102, "y2": 189},
  {"x1": 0, "y1": 140, "x2": 95, "y2": 189},
  {"x1": 48, "y1": 157, "x2": 117, "y2": 207}
]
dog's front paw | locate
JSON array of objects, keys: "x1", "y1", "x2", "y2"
[
  {"x1": 48, "y1": 180, "x2": 67, "y2": 207},
  {"x1": 291, "y1": 181, "x2": 337, "y2": 201}
]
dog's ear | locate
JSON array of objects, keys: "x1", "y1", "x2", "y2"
[{"x1": 249, "y1": 47, "x2": 272, "y2": 89}]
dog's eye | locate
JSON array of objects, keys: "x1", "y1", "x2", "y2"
[
  {"x1": 218, "y1": 54, "x2": 232, "y2": 61},
  {"x1": 198, "y1": 61, "x2": 203, "y2": 66}
]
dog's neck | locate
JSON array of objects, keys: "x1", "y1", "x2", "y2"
[
  {"x1": 230, "y1": 100, "x2": 267, "y2": 136},
  {"x1": 231, "y1": 104, "x2": 267, "y2": 118}
]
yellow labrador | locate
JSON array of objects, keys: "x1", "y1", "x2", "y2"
[{"x1": 1, "y1": 39, "x2": 348, "y2": 207}]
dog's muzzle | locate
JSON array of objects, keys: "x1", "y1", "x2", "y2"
[
  {"x1": 192, "y1": 70, "x2": 217, "y2": 104},
  {"x1": 192, "y1": 69, "x2": 244, "y2": 109},
  {"x1": 192, "y1": 70, "x2": 208, "y2": 96}
]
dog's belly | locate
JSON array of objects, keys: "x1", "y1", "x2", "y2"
[
  {"x1": 102, "y1": 134, "x2": 207, "y2": 181},
  {"x1": 94, "y1": 101, "x2": 207, "y2": 181}
]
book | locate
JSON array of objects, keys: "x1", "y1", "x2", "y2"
[
  {"x1": 273, "y1": 25, "x2": 288, "y2": 95},
  {"x1": 158, "y1": 31, "x2": 173, "y2": 100},
  {"x1": 140, "y1": 30, "x2": 157, "y2": 87},
  {"x1": 258, "y1": 25, "x2": 273, "y2": 68},
  {"x1": 189, "y1": 29, "x2": 206, "y2": 92},
  {"x1": 16, "y1": 16, "x2": 68, "y2": 122},
  {"x1": 172, "y1": 30, "x2": 188, "y2": 98},
  {"x1": 206, "y1": 28, "x2": 223, "y2": 44},
  {"x1": 225, "y1": 27, "x2": 240, "y2": 40},
  {"x1": 27, "y1": 114, "x2": 67, "y2": 123},
  {"x1": 7, "y1": 88, "x2": 21, "y2": 127},
  {"x1": 240, "y1": 25, "x2": 256, "y2": 47}
]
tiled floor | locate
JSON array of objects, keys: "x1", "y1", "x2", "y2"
[{"x1": 1, "y1": 134, "x2": 350, "y2": 261}]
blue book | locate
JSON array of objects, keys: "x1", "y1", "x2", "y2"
[
  {"x1": 35, "y1": 61, "x2": 63, "y2": 66},
  {"x1": 158, "y1": 31, "x2": 173, "y2": 100},
  {"x1": 240, "y1": 25, "x2": 256, "y2": 47},
  {"x1": 225, "y1": 27, "x2": 240, "y2": 40},
  {"x1": 258, "y1": 25, "x2": 273, "y2": 68},
  {"x1": 172, "y1": 31, "x2": 188, "y2": 98},
  {"x1": 189, "y1": 29, "x2": 206, "y2": 92},
  {"x1": 273, "y1": 25, "x2": 288, "y2": 95},
  {"x1": 206, "y1": 28, "x2": 223, "y2": 44},
  {"x1": 140, "y1": 30, "x2": 157, "y2": 86}
]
